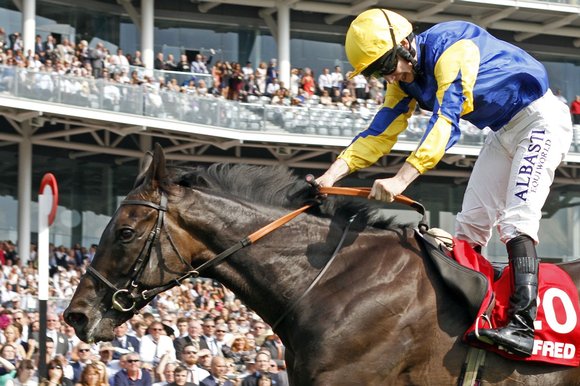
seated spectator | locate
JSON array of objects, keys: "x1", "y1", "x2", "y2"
[
  {"x1": 6, "y1": 359, "x2": 36, "y2": 386},
  {"x1": 40, "y1": 359, "x2": 73, "y2": 386},
  {"x1": 319, "y1": 89, "x2": 332, "y2": 106},
  {"x1": 270, "y1": 88, "x2": 288, "y2": 106},
  {"x1": 113, "y1": 353, "x2": 151, "y2": 386},
  {"x1": 340, "y1": 89, "x2": 354, "y2": 107}
]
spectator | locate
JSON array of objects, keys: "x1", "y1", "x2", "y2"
[
  {"x1": 173, "y1": 320, "x2": 201, "y2": 356},
  {"x1": 166, "y1": 366, "x2": 193, "y2": 386},
  {"x1": 240, "y1": 352, "x2": 278, "y2": 386},
  {"x1": 571, "y1": 95, "x2": 580, "y2": 125},
  {"x1": 139, "y1": 321, "x2": 175, "y2": 367},
  {"x1": 90, "y1": 43, "x2": 107, "y2": 78},
  {"x1": 190, "y1": 53, "x2": 209, "y2": 74},
  {"x1": 165, "y1": 54, "x2": 178, "y2": 72},
  {"x1": 2, "y1": 325, "x2": 27, "y2": 360},
  {"x1": 199, "y1": 356, "x2": 233, "y2": 386},
  {"x1": 260, "y1": 335, "x2": 284, "y2": 370},
  {"x1": 113, "y1": 354, "x2": 151, "y2": 386},
  {"x1": 70, "y1": 342, "x2": 94, "y2": 383},
  {"x1": 254, "y1": 62, "x2": 267, "y2": 95},
  {"x1": 317, "y1": 68, "x2": 332, "y2": 96},
  {"x1": 265, "y1": 59, "x2": 277, "y2": 87},
  {"x1": 179, "y1": 345, "x2": 208, "y2": 384},
  {"x1": 195, "y1": 350, "x2": 212, "y2": 373},
  {"x1": 76, "y1": 363, "x2": 104, "y2": 386},
  {"x1": 154, "y1": 53, "x2": 166, "y2": 70},
  {"x1": 131, "y1": 50, "x2": 144, "y2": 67},
  {"x1": 175, "y1": 54, "x2": 190, "y2": 73},
  {"x1": 40, "y1": 358, "x2": 73, "y2": 386},
  {"x1": 5, "y1": 359, "x2": 36, "y2": 386},
  {"x1": 300, "y1": 67, "x2": 315, "y2": 96},
  {"x1": 111, "y1": 323, "x2": 140, "y2": 360},
  {"x1": 242, "y1": 62, "x2": 253, "y2": 81},
  {"x1": 152, "y1": 360, "x2": 176, "y2": 386}
]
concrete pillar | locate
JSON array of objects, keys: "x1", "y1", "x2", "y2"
[
  {"x1": 22, "y1": 0, "x2": 36, "y2": 58},
  {"x1": 141, "y1": 0, "x2": 155, "y2": 70},
  {"x1": 277, "y1": 2, "x2": 291, "y2": 89},
  {"x1": 18, "y1": 122, "x2": 32, "y2": 264}
]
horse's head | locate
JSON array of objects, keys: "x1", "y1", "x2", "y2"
[{"x1": 64, "y1": 144, "x2": 204, "y2": 342}]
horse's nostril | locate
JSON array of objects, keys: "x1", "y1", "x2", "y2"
[{"x1": 64, "y1": 311, "x2": 88, "y2": 333}]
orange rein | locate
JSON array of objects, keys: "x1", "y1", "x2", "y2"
[{"x1": 247, "y1": 187, "x2": 425, "y2": 244}]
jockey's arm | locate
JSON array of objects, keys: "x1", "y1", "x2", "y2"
[{"x1": 316, "y1": 83, "x2": 415, "y2": 187}]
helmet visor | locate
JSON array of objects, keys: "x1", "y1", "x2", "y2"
[
  {"x1": 361, "y1": 48, "x2": 399, "y2": 79},
  {"x1": 360, "y1": 9, "x2": 400, "y2": 79}
]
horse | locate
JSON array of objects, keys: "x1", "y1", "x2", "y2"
[{"x1": 64, "y1": 144, "x2": 580, "y2": 385}]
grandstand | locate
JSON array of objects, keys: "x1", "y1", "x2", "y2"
[{"x1": 0, "y1": 0, "x2": 579, "y2": 266}]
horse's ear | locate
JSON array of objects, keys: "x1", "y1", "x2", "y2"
[{"x1": 133, "y1": 143, "x2": 167, "y2": 188}]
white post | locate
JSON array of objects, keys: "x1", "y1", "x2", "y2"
[
  {"x1": 277, "y1": 2, "x2": 291, "y2": 89},
  {"x1": 22, "y1": 0, "x2": 36, "y2": 59},
  {"x1": 141, "y1": 0, "x2": 155, "y2": 70}
]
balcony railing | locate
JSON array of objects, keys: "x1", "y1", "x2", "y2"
[{"x1": 0, "y1": 65, "x2": 578, "y2": 153}]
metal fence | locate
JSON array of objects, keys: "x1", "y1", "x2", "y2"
[{"x1": 0, "y1": 65, "x2": 578, "y2": 152}]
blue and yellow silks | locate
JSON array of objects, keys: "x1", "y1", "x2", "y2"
[{"x1": 339, "y1": 21, "x2": 549, "y2": 174}]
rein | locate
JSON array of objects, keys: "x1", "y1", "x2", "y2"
[{"x1": 87, "y1": 186, "x2": 427, "y2": 314}]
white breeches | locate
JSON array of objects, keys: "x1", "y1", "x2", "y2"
[{"x1": 455, "y1": 90, "x2": 573, "y2": 248}]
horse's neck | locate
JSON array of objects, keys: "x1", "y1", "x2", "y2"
[{"x1": 184, "y1": 194, "x2": 332, "y2": 324}]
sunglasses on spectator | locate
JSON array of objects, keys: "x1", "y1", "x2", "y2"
[
  {"x1": 78, "y1": 349, "x2": 91, "y2": 353},
  {"x1": 49, "y1": 366, "x2": 63, "y2": 370},
  {"x1": 127, "y1": 359, "x2": 140, "y2": 363}
]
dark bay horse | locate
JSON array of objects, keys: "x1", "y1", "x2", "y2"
[{"x1": 64, "y1": 144, "x2": 580, "y2": 385}]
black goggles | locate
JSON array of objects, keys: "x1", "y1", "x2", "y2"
[{"x1": 361, "y1": 10, "x2": 400, "y2": 79}]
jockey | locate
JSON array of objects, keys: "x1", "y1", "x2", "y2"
[{"x1": 315, "y1": 8, "x2": 573, "y2": 357}]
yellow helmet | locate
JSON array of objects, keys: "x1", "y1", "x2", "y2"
[{"x1": 345, "y1": 9, "x2": 413, "y2": 78}]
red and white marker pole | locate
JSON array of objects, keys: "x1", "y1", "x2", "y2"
[{"x1": 38, "y1": 173, "x2": 58, "y2": 379}]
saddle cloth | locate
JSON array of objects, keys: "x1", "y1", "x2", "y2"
[{"x1": 453, "y1": 239, "x2": 580, "y2": 366}]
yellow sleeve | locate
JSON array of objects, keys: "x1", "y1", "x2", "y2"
[
  {"x1": 339, "y1": 83, "x2": 416, "y2": 172},
  {"x1": 406, "y1": 39, "x2": 480, "y2": 174}
]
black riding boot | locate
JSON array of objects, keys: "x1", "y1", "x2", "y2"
[{"x1": 474, "y1": 235, "x2": 539, "y2": 357}]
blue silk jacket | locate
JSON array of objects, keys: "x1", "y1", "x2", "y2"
[{"x1": 339, "y1": 21, "x2": 549, "y2": 174}]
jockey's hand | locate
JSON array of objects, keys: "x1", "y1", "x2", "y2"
[
  {"x1": 369, "y1": 177, "x2": 408, "y2": 203},
  {"x1": 369, "y1": 162, "x2": 421, "y2": 203}
]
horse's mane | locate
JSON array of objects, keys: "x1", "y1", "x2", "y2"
[{"x1": 170, "y1": 163, "x2": 405, "y2": 230}]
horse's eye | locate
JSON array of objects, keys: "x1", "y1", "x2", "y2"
[{"x1": 118, "y1": 228, "x2": 135, "y2": 242}]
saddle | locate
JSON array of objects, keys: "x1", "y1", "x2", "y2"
[{"x1": 415, "y1": 228, "x2": 492, "y2": 321}]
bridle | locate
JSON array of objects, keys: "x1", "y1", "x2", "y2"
[{"x1": 87, "y1": 186, "x2": 427, "y2": 313}]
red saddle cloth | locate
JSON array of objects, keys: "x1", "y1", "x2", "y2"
[{"x1": 453, "y1": 239, "x2": 580, "y2": 366}]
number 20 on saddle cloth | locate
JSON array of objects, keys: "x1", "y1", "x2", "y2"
[{"x1": 453, "y1": 239, "x2": 580, "y2": 366}]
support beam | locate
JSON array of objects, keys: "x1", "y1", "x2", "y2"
[
  {"x1": 259, "y1": 8, "x2": 278, "y2": 41},
  {"x1": 117, "y1": 0, "x2": 142, "y2": 29},
  {"x1": 415, "y1": 0, "x2": 453, "y2": 21},
  {"x1": 476, "y1": 6, "x2": 518, "y2": 28},
  {"x1": 141, "y1": 0, "x2": 155, "y2": 70},
  {"x1": 198, "y1": 2, "x2": 220, "y2": 13},
  {"x1": 324, "y1": 0, "x2": 378, "y2": 25},
  {"x1": 22, "y1": 0, "x2": 35, "y2": 59},
  {"x1": 11, "y1": 0, "x2": 22, "y2": 11},
  {"x1": 514, "y1": 13, "x2": 580, "y2": 41}
]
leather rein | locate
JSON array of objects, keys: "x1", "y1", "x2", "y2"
[{"x1": 86, "y1": 186, "x2": 427, "y2": 313}]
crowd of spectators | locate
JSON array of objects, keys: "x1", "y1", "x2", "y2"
[
  {"x1": 0, "y1": 29, "x2": 386, "y2": 113},
  {"x1": 0, "y1": 240, "x2": 290, "y2": 386}
]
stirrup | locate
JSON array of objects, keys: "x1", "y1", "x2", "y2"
[{"x1": 474, "y1": 313, "x2": 493, "y2": 340}]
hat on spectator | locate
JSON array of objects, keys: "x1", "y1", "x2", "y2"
[
  {"x1": 99, "y1": 342, "x2": 115, "y2": 352},
  {"x1": 197, "y1": 349, "x2": 212, "y2": 357}
]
